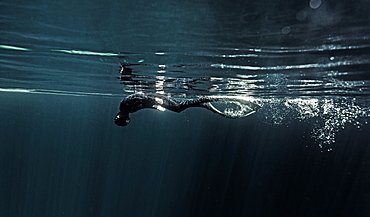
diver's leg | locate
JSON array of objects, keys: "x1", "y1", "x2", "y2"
[
  {"x1": 174, "y1": 97, "x2": 219, "y2": 112},
  {"x1": 148, "y1": 94, "x2": 222, "y2": 113},
  {"x1": 145, "y1": 94, "x2": 217, "y2": 113},
  {"x1": 146, "y1": 94, "x2": 184, "y2": 112}
]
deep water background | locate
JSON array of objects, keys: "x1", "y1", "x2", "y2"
[
  {"x1": 2, "y1": 93, "x2": 370, "y2": 217},
  {"x1": 1, "y1": 0, "x2": 370, "y2": 217}
]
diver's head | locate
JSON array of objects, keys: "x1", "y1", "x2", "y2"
[{"x1": 114, "y1": 112, "x2": 130, "y2": 126}]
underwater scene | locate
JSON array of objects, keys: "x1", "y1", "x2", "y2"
[{"x1": 1, "y1": 0, "x2": 370, "y2": 216}]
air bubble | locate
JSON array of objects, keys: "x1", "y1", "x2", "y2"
[
  {"x1": 309, "y1": 0, "x2": 322, "y2": 9},
  {"x1": 282, "y1": 26, "x2": 291, "y2": 34}
]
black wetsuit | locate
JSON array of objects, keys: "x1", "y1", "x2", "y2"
[{"x1": 114, "y1": 92, "x2": 225, "y2": 126}]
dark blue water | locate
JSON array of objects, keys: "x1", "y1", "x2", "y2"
[{"x1": 1, "y1": 0, "x2": 370, "y2": 216}]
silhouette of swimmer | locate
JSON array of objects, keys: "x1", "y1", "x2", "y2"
[{"x1": 114, "y1": 92, "x2": 260, "y2": 126}]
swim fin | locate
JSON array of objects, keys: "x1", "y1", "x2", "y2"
[{"x1": 207, "y1": 96, "x2": 261, "y2": 118}]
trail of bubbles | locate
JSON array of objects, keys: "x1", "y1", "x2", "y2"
[{"x1": 261, "y1": 97, "x2": 370, "y2": 150}]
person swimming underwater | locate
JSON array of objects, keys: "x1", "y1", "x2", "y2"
[{"x1": 114, "y1": 92, "x2": 260, "y2": 126}]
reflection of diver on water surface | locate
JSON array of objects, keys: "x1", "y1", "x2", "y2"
[
  {"x1": 117, "y1": 63, "x2": 215, "y2": 92},
  {"x1": 114, "y1": 92, "x2": 261, "y2": 126}
]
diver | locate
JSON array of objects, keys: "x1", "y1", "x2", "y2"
[{"x1": 114, "y1": 92, "x2": 260, "y2": 126}]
